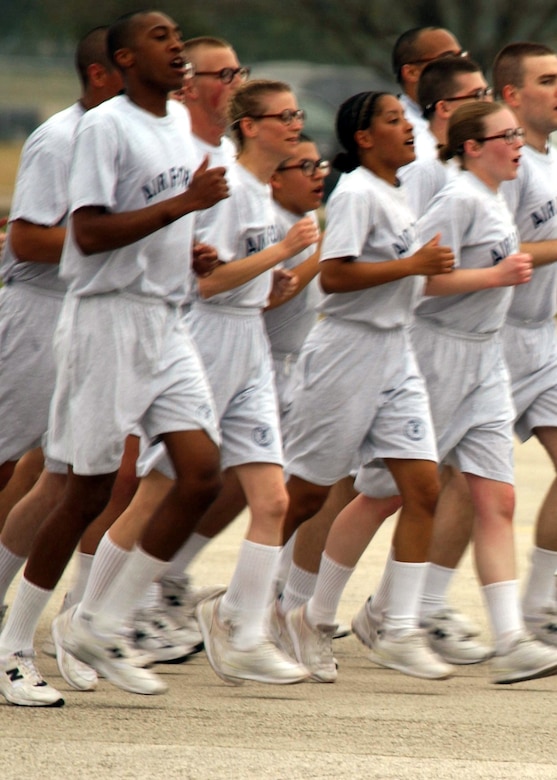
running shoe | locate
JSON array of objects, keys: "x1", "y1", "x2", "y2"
[
  {"x1": 368, "y1": 628, "x2": 453, "y2": 680},
  {"x1": 285, "y1": 604, "x2": 337, "y2": 683},
  {"x1": 492, "y1": 634, "x2": 557, "y2": 684},
  {"x1": 0, "y1": 650, "x2": 64, "y2": 706}
]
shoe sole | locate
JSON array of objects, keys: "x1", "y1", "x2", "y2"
[
  {"x1": 1, "y1": 690, "x2": 65, "y2": 707},
  {"x1": 493, "y1": 659, "x2": 557, "y2": 684},
  {"x1": 368, "y1": 650, "x2": 452, "y2": 680}
]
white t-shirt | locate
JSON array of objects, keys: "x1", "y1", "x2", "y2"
[
  {"x1": 263, "y1": 203, "x2": 320, "y2": 355},
  {"x1": 318, "y1": 166, "x2": 421, "y2": 329},
  {"x1": 502, "y1": 144, "x2": 557, "y2": 324},
  {"x1": 60, "y1": 95, "x2": 201, "y2": 303},
  {"x1": 194, "y1": 161, "x2": 277, "y2": 310},
  {"x1": 417, "y1": 170, "x2": 520, "y2": 334},
  {"x1": 400, "y1": 157, "x2": 456, "y2": 219},
  {"x1": 2, "y1": 102, "x2": 85, "y2": 293}
]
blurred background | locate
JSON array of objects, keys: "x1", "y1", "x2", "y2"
[{"x1": 2, "y1": 0, "x2": 557, "y2": 210}]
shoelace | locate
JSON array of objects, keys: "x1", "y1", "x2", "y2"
[{"x1": 14, "y1": 652, "x2": 45, "y2": 685}]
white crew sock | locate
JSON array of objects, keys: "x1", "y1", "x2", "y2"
[
  {"x1": 280, "y1": 563, "x2": 318, "y2": 615},
  {"x1": 135, "y1": 581, "x2": 162, "y2": 611},
  {"x1": 76, "y1": 533, "x2": 130, "y2": 619},
  {"x1": 370, "y1": 546, "x2": 395, "y2": 620},
  {"x1": 0, "y1": 542, "x2": 26, "y2": 605},
  {"x1": 0, "y1": 578, "x2": 52, "y2": 654},
  {"x1": 92, "y1": 545, "x2": 169, "y2": 634},
  {"x1": 65, "y1": 552, "x2": 94, "y2": 608},
  {"x1": 165, "y1": 533, "x2": 211, "y2": 579},
  {"x1": 522, "y1": 546, "x2": 557, "y2": 618},
  {"x1": 483, "y1": 580, "x2": 524, "y2": 654},
  {"x1": 306, "y1": 553, "x2": 354, "y2": 628},
  {"x1": 274, "y1": 531, "x2": 296, "y2": 596},
  {"x1": 420, "y1": 562, "x2": 457, "y2": 618},
  {"x1": 220, "y1": 540, "x2": 280, "y2": 650},
  {"x1": 382, "y1": 560, "x2": 428, "y2": 636}
]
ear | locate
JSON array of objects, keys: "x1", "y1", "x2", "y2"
[
  {"x1": 238, "y1": 115, "x2": 258, "y2": 141},
  {"x1": 270, "y1": 172, "x2": 282, "y2": 192},
  {"x1": 181, "y1": 78, "x2": 198, "y2": 101},
  {"x1": 463, "y1": 137, "x2": 482, "y2": 157},
  {"x1": 354, "y1": 128, "x2": 373, "y2": 150},
  {"x1": 436, "y1": 99, "x2": 452, "y2": 121},
  {"x1": 86, "y1": 62, "x2": 108, "y2": 88},
  {"x1": 113, "y1": 47, "x2": 134, "y2": 71},
  {"x1": 501, "y1": 83, "x2": 520, "y2": 109},
  {"x1": 401, "y1": 62, "x2": 420, "y2": 86}
]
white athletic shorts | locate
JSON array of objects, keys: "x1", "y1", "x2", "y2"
[
  {"x1": 136, "y1": 302, "x2": 283, "y2": 478},
  {"x1": 46, "y1": 293, "x2": 219, "y2": 476},
  {"x1": 504, "y1": 319, "x2": 557, "y2": 442},
  {"x1": 0, "y1": 283, "x2": 63, "y2": 463},
  {"x1": 284, "y1": 317, "x2": 438, "y2": 487}
]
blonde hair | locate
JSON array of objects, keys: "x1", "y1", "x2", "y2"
[{"x1": 228, "y1": 79, "x2": 292, "y2": 150}]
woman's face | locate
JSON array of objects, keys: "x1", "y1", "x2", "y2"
[
  {"x1": 472, "y1": 107, "x2": 523, "y2": 187},
  {"x1": 364, "y1": 94, "x2": 416, "y2": 174},
  {"x1": 249, "y1": 90, "x2": 304, "y2": 160}
]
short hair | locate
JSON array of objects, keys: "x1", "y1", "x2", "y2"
[
  {"x1": 228, "y1": 79, "x2": 293, "y2": 151},
  {"x1": 419, "y1": 57, "x2": 483, "y2": 119},
  {"x1": 75, "y1": 26, "x2": 112, "y2": 88},
  {"x1": 392, "y1": 26, "x2": 442, "y2": 84},
  {"x1": 107, "y1": 10, "x2": 150, "y2": 68},
  {"x1": 439, "y1": 101, "x2": 505, "y2": 166},
  {"x1": 492, "y1": 41, "x2": 555, "y2": 97},
  {"x1": 333, "y1": 91, "x2": 391, "y2": 173},
  {"x1": 184, "y1": 36, "x2": 232, "y2": 58}
]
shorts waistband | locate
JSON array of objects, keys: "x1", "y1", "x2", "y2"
[
  {"x1": 415, "y1": 317, "x2": 498, "y2": 342},
  {"x1": 192, "y1": 300, "x2": 261, "y2": 318}
]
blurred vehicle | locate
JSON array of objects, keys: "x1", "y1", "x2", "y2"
[{"x1": 249, "y1": 61, "x2": 396, "y2": 198}]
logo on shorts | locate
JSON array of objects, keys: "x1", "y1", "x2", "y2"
[
  {"x1": 252, "y1": 426, "x2": 273, "y2": 447},
  {"x1": 196, "y1": 403, "x2": 214, "y2": 422},
  {"x1": 405, "y1": 418, "x2": 426, "y2": 441}
]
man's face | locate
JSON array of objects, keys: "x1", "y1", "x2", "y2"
[
  {"x1": 442, "y1": 71, "x2": 490, "y2": 117},
  {"x1": 188, "y1": 46, "x2": 243, "y2": 128},
  {"x1": 513, "y1": 54, "x2": 557, "y2": 137}
]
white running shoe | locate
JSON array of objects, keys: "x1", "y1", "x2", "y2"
[
  {"x1": 131, "y1": 608, "x2": 193, "y2": 663},
  {"x1": 0, "y1": 650, "x2": 64, "y2": 707},
  {"x1": 59, "y1": 607, "x2": 167, "y2": 695},
  {"x1": 285, "y1": 605, "x2": 337, "y2": 683},
  {"x1": 351, "y1": 597, "x2": 382, "y2": 650},
  {"x1": 333, "y1": 624, "x2": 352, "y2": 640},
  {"x1": 196, "y1": 595, "x2": 310, "y2": 685},
  {"x1": 51, "y1": 609, "x2": 98, "y2": 691},
  {"x1": 268, "y1": 599, "x2": 296, "y2": 660},
  {"x1": 491, "y1": 634, "x2": 557, "y2": 684},
  {"x1": 160, "y1": 575, "x2": 225, "y2": 652},
  {"x1": 524, "y1": 608, "x2": 557, "y2": 647},
  {"x1": 421, "y1": 610, "x2": 492, "y2": 665},
  {"x1": 368, "y1": 629, "x2": 453, "y2": 680}
]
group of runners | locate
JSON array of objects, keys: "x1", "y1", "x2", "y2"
[{"x1": 1, "y1": 12, "x2": 557, "y2": 708}]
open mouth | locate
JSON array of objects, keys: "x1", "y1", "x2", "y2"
[{"x1": 170, "y1": 56, "x2": 185, "y2": 73}]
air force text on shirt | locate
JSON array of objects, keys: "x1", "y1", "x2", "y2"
[
  {"x1": 491, "y1": 230, "x2": 520, "y2": 265},
  {"x1": 142, "y1": 166, "x2": 192, "y2": 203},
  {"x1": 530, "y1": 198, "x2": 556, "y2": 230},
  {"x1": 245, "y1": 225, "x2": 279, "y2": 255},
  {"x1": 392, "y1": 224, "x2": 418, "y2": 258}
]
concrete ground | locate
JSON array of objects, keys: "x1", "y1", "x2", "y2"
[{"x1": 1, "y1": 436, "x2": 556, "y2": 779}]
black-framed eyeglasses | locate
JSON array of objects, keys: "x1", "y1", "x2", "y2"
[
  {"x1": 476, "y1": 128, "x2": 525, "y2": 145},
  {"x1": 441, "y1": 87, "x2": 493, "y2": 103},
  {"x1": 407, "y1": 49, "x2": 468, "y2": 66},
  {"x1": 195, "y1": 66, "x2": 250, "y2": 84},
  {"x1": 277, "y1": 158, "x2": 331, "y2": 177},
  {"x1": 251, "y1": 109, "x2": 306, "y2": 126}
]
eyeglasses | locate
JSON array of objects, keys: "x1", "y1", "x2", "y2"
[
  {"x1": 476, "y1": 128, "x2": 525, "y2": 144},
  {"x1": 277, "y1": 158, "x2": 331, "y2": 177},
  {"x1": 441, "y1": 87, "x2": 493, "y2": 103},
  {"x1": 251, "y1": 109, "x2": 306, "y2": 126},
  {"x1": 408, "y1": 49, "x2": 468, "y2": 66},
  {"x1": 194, "y1": 66, "x2": 250, "y2": 84}
]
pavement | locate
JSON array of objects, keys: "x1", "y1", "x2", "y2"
[{"x1": 1, "y1": 436, "x2": 557, "y2": 779}]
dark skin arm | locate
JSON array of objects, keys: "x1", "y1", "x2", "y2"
[{"x1": 74, "y1": 157, "x2": 229, "y2": 255}]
